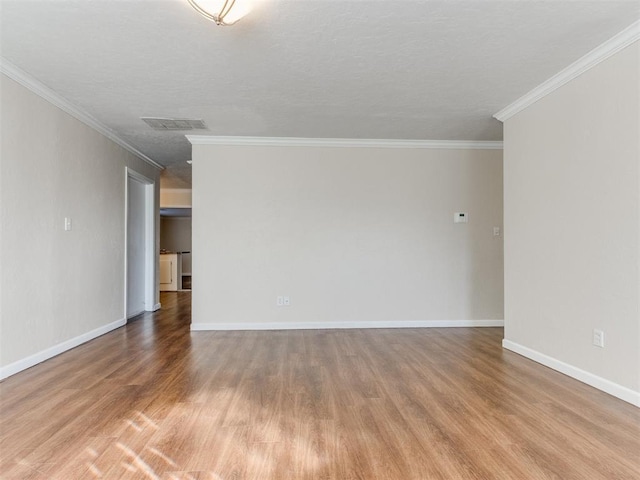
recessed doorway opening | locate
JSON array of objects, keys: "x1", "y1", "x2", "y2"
[
  {"x1": 160, "y1": 207, "x2": 192, "y2": 292},
  {"x1": 125, "y1": 168, "x2": 156, "y2": 319}
]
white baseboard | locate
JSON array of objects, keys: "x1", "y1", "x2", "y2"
[
  {"x1": 0, "y1": 318, "x2": 126, "y2": 381},
  {"x1": 152, "y1": 303, "x2": 161, "y2": 311},
  {"x1": 127, "y1": 309, "x2": 145, "y2": 320},
  {"x1": 502, "y1": 339, "x2": 640, "y2": 408},
  {"x1": 191, "y1": 319, "x2": 504, "y2": 331}
]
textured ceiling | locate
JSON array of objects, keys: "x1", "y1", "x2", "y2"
[{"x1": 1, "y1": 0, "x2": 639, "y2": 187}]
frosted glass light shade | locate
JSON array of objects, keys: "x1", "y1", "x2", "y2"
[{"x1": 187, "y1": 0, "x2": 251, "y2": 26}]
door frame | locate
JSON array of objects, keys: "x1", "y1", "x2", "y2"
[{"x1": 125, "y1": 167, "x2": 156, "y2": 319}]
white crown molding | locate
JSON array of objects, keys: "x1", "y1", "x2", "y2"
[
  {"x1": 503, "y1": 339, "x2": 640, "y2": 407},
  {"x1": 0, "y1": 318, "x2": 126, "y2": 381},
  {"x1": 186, "y1": 135, "x2": 503, "y2": 150},
  {"x1": 494, "y1": 20, "x2": 640, "y2": 122},
  {"x1": 0, "y1": 59, "x2": 164, "y2": 171},
  {"x1": 191, "y1": 319, "x2": 504, "y2": 331}
]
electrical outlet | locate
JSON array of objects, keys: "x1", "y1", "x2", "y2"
[
  {"x1": 593, "y1": 329, "x2": 604, "y2": 348},
  {"x1": 454, "y1": 212, "x2": 468, "y2": 224},
  {"x1": 283, "y1": 296, "x2": 290, "y2": 306},
  {"x1": 277, "y1": 296, "x2": 284, "y2": 306},
  {"x1": 493, "y1": 227, "x2": 501, "y2": 236}
]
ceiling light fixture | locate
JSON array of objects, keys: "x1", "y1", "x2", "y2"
[{"x1": 187, "y1": 0, "x2": 250, "y2": 26}]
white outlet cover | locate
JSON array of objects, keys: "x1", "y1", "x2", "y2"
[{"x1": 454, "y1": 212, "x2": 468, "y2": 223}]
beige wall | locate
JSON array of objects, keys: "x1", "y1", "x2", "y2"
[
  {"x1": 503, "y1": 42, "x2": 640, "y2": 395},
  {"x1": 160, "y1": 188, "x2": 192, "y2": 208},
  {"x1": 192, "y1": 144, "x2": 503, "y2": 328},
  {"x1": 0, "y1": 74, "x2": 161, "y2": 373},
  {"x1": 161, "y1": 216, "x2": 192, "y2": 253}
]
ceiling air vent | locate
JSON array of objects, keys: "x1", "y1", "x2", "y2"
[{"x1": 141, "y1": 117, "x2": 208, "y2": 131}]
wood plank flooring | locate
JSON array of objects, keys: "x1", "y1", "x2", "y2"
[{"x1": 1, "y1": 292, "x2": 639, "y2": 479}]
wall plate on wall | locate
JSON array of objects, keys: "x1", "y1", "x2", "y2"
[{"x1": 454, "y1": 212, "x2": 468, "y2": 223}]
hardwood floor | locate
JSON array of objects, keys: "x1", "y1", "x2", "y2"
[{"x1": 1, "y1": 292, "x2": 638, "y2": 479}]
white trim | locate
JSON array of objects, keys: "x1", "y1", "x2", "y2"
[
  {"x1": 124, "y1": 169, "x2": 129, "y2": 320},
  {"x1": 0, "y1": 59, "x2": 164, "y2": 171},
  {"x1": 502, "y1": 339, "x2": 640, "y2": 408},
  {"x1": 152, "y1": 303, "x2": 162, "y2": 311},
  {"x1": 127, "y1": 309, "x2": 145, "y2": 320},
  {"x1": 494, "y1": 21, "x2": 640, "y2": 122},
  {"x1": 143, "y1": 182, "x2": 155, "y2": 311},
  {"x1": 186, "y1": 135, "x2": 503, "y2": 150},
  {"x1": 0, "y1": 318, "x2": 126, "y2": 381},
  {"x1": 127, "y1": 168, "x2": 154, "y2": 185},
  {"x1": 191, "y1": 319, "x2": 504, "y2": 331}
]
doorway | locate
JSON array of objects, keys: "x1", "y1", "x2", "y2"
[
  {"x1": 126, "y1": 168, "x2": 155, "y2": 319},
  {"x1": 159, "y1": 207, "x2": 192, "y2": 291}
]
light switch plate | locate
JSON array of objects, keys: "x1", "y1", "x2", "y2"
[{"x1": 593, "y1": 329, "x2": 604, "y2": 348}]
